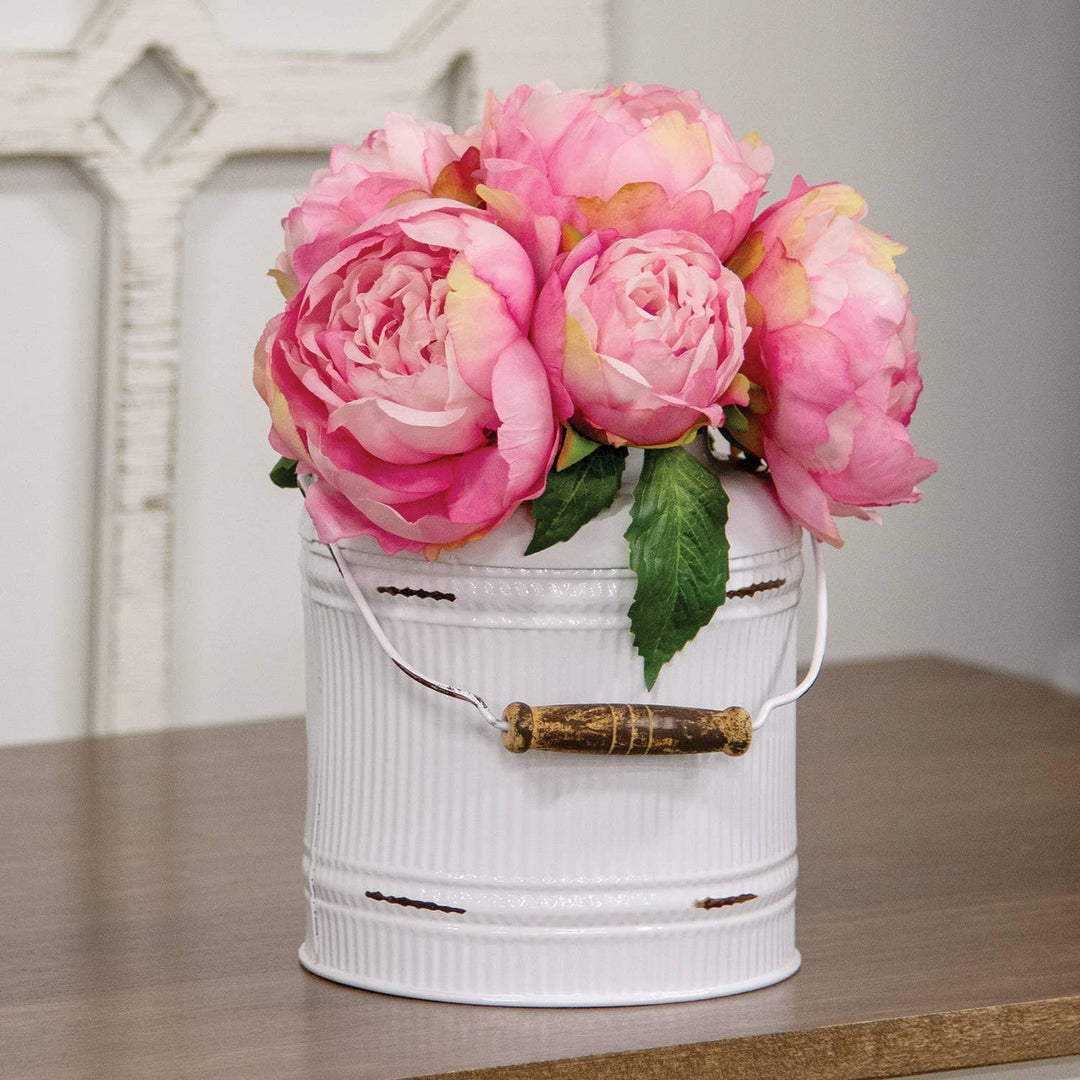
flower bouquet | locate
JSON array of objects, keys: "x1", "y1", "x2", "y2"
[
  {"x1": 254, "y1": 82, "x2": 936, "y2": 1005},
  {"x1": 255, "y1": 81, "x2": 935, "y2": 688}
]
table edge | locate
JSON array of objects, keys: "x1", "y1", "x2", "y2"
[{"x1": 413, "y1": 996, "x2": 1080, "y2": 1080}]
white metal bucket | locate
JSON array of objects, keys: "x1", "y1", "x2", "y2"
[{"x1": 298, "y1": 465, "x2": 807, "y2": 1006}]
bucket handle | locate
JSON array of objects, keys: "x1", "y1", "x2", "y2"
[{"x1": 300, "y1": 476, "x2": 827, "y2": 756}]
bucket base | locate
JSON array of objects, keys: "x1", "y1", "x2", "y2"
[
  {"x1": 297, "y1": 892, "x2": 800, "y2": 1007},
  {"x1": 298, "y1": 944, "x2": 801, "y2": 1008},
  {"x1": 299, "y1": 946, "x2": 803, "y2": 1007}
]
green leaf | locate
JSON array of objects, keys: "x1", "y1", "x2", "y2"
[
  {"x1": 525, "y1": 444, "x2": 628, "y2": 555},
  {"x1": 721, "y1": 404, "x2": 749, "y2": 434},
  {"x1": 625, "y1": 447, "x2": 730, "y2": 689},
  {"x1": 556, "y1": 425, "x2": 603, "y2": 470},
  {"x1": 269, "y1": 456, "x2": 299, "y2": 489}
]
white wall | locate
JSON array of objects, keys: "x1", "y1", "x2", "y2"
[
  {"x1": 1, "y1": 0, "x2": 1077, "y2": 744},
  {"x1": 614, "y1": 0, "x2": 1080, "y2": 691}
]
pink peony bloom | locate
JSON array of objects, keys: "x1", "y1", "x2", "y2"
[
  {"x1": 274, "y1": 114, "x2": 480, "y2": 297},
  {"x1": 532, "y1": 228, "x2": 750, "y2": 448},
  {"x1": 480, "y1": 82, "x2": 773, "y2": 274},
  {"x1": 255, "y1": 199, "x2": 558, "y2": 554},
  {"x1": 729, "y1": 178, "x2": 937, "y2": 545}
]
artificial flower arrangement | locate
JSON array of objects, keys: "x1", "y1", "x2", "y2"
[{"x1": 254, "y1": 82, "x2": 936, "y2": 687}]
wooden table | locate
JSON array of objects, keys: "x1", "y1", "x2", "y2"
[{"x1": 2, "y1": 658, "x2": 1078, "y2": 1079}]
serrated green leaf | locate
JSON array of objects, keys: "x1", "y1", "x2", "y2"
[
  {"x1": 625, "y1": 447, "x2": 730, "y2": 688},
  {"x1": 525, "y1": 444, "x2": 628, "y2": 555},
  {"x1": 269, "y1": 456, "x2": 299, "y2": 489}
]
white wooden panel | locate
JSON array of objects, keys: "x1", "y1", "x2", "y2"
[
  {"x1": 0, "y1": 0, "x2": 611, "y2": 738},
  {"x1": 1, "y1": 0, "x2": 97, "y2": 49},
  {"x1": 202, "y1": 0, "x2": 443, "y2": 53},
  {"x1": 0, "y1": 162, "x2": 101, "y2": 745}
]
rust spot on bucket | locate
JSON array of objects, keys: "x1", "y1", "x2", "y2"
[
  {"x1": 695, "y1": 893, "x2": 757, "y2": 910},
  {"x1": 726, "y1": 579, "x2": 785, "y2": 600},
  {"x1": 365, "y1": 890, "x2": 465, "y2": 915},
  {"x1": 376, "y1": 585, "x2": 456, "y2": 602}
]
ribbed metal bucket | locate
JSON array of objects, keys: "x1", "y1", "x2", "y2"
[{"x1": 298, "y1": 466, "x2": 803, "y2": 1005}]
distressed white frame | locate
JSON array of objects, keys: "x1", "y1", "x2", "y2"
[{"x1": 0, "y1": 0, "x2": 611, "y2": 733}]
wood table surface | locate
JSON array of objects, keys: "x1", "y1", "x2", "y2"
[{"x1": 2, "y1": 657, "x2": 1078, "y2": 1079}]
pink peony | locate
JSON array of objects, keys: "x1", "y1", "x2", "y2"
[
  {"x1": 254, "y1": 199, "x2": 558, "y2": 554},
  {"x1": 479, "y1": 82, "x2": 773, "y2": 274},
  {"x1": 273, "y1": 114, "x2": 480, "y2": 297},
  {"x1": 532, "y1": 228, "x2": 749, "y2": 448},
  {"x1": 729, "y1": 178, "x2": 937, "y2": 545}
]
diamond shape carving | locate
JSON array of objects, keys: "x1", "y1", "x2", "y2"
[{"x1": 96, "y1": 46, "x2": 212, "y2": 161}]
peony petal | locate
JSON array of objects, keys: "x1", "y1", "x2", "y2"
[
  {"x1": 457, "y1": 214, "x2": 536, "y2": 331},
  {"x1": 601, "y1": 109, "x2": 712, "y2": 199},
  {"x1": 302, "y1": 479, "x2": 420, "y2": 550},
  {"x1": 488, "y1": 337, "x2": 559, "y2": 494},
  {"x1": 760, "y1": 325, "x2": 855, "y2": 458},
  {"x1": 330, "y1": 396, "x2": 489, "y2": 465},
  {"x1": 444, "y1": 258, "x2": 521, "y2": 400},
  {"x1": 561, "y1": 315, "x2": 606, "y2": 391},
  {"x1": 764, "y1": 439, "x2": 844, "y2": 546},
  {"x1": 818, "y1": 407, "x2": 937, "y2": 508},
  {"x1": 476, "y1": 182, "x2": 562, "y2": 281},
  {"x1": 746, "y1": 245, "x2": 812, "y2": 330},
  {"x1": 577, "y1": 181, "x2": 673, "y2": 236}
]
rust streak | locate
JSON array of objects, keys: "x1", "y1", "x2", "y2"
[
  {"x1": 695, "y1": 893, "x2": 757, "y2": 910},
  {"x1": 726, "y1": 578, "x2": 785, "y2": 600},
  {"x1": 376, "y1": 585, "x2": 456, "y2": 602},
  {"x1": 365, "y1": 890, "x2": 465, "y2": 915}
]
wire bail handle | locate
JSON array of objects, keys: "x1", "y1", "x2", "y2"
[{"x1": 300, "y1": 475, "x2": 828, "y2": 756}]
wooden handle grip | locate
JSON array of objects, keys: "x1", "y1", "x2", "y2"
[{"x1": 501, "y1": 702, "x2": 752, "y2": 756}]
